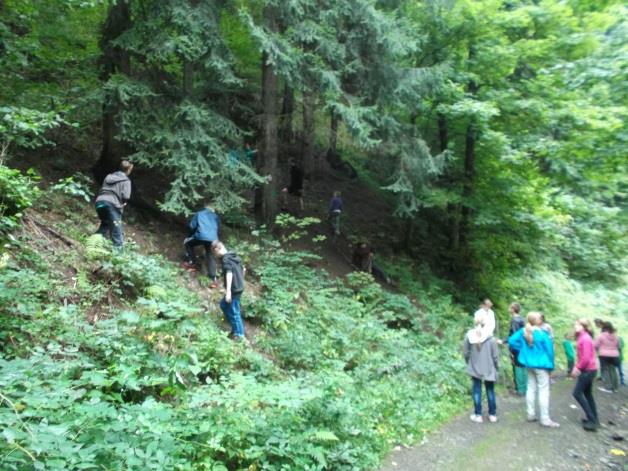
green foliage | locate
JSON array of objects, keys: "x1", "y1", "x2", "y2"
[
  {"x1": 50, "y1": 173, "x2": 94, "y2": 203},
  {"x1": 0, "y1": 165, "x2": 40, "y2": 235},
  {"x1": 0, "y1": 200, "x2": 470, "y2": 470}
]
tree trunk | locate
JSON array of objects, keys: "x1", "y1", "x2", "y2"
[
  {"x1": 279, "y1": 84, "x2": 294, "y2": 143},
  {"x1": 460, "y1": 123, "x2": 477, "y2": 244},
  {"x1": 302, "y1": 90, "x2": 315, "y2": 177},
  {"x1": 329, "y1": 109, "x2": 339, "y2": 153},
  {"x1": 95, "y1": 0, "x2": 132, "y2": 183},
  {"x1": 256, "y1": 50, "x2": 279, "y2": 226},
  {"x1": 437, "y1": 112, "x2": 448, "y2": 153},
  {"x1": 183, "y1": 60, "x2": 194, "y2": 97}
]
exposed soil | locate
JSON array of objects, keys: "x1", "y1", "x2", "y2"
[{"x1": 380, "y1": 377, "x2": 628, "y2": 471}]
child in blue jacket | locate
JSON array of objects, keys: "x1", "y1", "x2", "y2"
[{"x1": 508, "y1": 311, "x2": 560, "y2": 428}]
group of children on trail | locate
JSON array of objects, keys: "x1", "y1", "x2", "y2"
[
  {"x1": 464, "y1": 298, "x2": 624, "y2": 432},
  {"x1": 94, "y1": 162, "x2": 247, "y2": 341}
]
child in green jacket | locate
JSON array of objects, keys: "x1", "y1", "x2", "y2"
[{"x1": 562, "y1": 333, "x2": 575, "y2": 376}]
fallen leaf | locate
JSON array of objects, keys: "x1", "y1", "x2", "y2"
[{"x1": 610, "y1": 449, "x2": 625, "y2": 457}]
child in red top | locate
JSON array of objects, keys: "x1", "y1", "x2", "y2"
[{"x1": 572, "y1": 319, "x2": 598, "y2": 431}]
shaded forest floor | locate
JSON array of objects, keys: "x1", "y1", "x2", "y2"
[{"x1": 380, "y1": 377, "x2": 628, "y2": 471}]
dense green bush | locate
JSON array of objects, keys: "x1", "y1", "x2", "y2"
[{"x1": 0, "y1": 165, "x2": 40, "y2": 235}]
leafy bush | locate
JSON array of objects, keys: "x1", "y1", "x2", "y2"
[{"x1": 0, "y1": 165, "x2": 40, "y2": 235}]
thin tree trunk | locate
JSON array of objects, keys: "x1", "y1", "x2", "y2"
[
  {"x1": 460, "y1": 123, "x2": 477, "y2": 243},
  {"x1": 95, "y1": 0, "x2": 132, "y2": 183},
  {"x1": 183, "y1": 60, "x2": 194, "y2": 97},
  {"x1": 437, "y1": 112, "x2": 448, "y2": 153},
  {"x1": 256, "y1": 50, "x2": 279, "y2": 226},
  {"x1": 302, "y1": 90, "x2": 315, "y2": 177},
  {"x1": 329, "y1": 109, "x2": 339, "y2": 153},
  {"x1": 280, "y1": 84, "x2": 294, "y2": 143}
]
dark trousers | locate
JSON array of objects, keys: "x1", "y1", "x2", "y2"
[
  {"x1": 573, "y1": 370, "x2": 598, "y2": 424},
  {"x1": 472, "y1": 377, "x2": 496, "y2": 416},
  {"x1": 96, "y1": 202, "x2": 124, "y2": 247},
  {"x1": 600, "y1": 356, "x2": 620, "y2": 391},
  {"x1": 184, "y1": 239, "x2": 217, "y2": 279}
]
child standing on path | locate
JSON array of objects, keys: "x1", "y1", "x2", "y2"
[
  {"x1": 572, "y1": 319, "x2": 599, "y2": 431},
  {"x1": 211, "y1": 240, "x2": 246, "y2": 341},
  {"x1": 618, "y1": 336, "x2": 625, "y2": 386},
  {"x1": 328, "y1": 191, "x2": 343, "y2": 235},
  {"x1": 508, "y1": 311, "x2": 560, "y2": 428},
  {"x1": 507, "y1": 302, "x2": 527, "y2": 395},
  {"x1": 562, "y1": 333, "x2": 576, "y2": 376},
  {"x1": 463, "y1": 312, "x2": 499, "y2": 423},
  {"x1": 595, "y1": 322, "x2": 620, "y2": 393}
]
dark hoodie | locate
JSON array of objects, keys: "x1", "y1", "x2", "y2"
[
  {"x1": 221, "y1": 252, "x2": 244, "y2": 295},
  {"x1": 96, "y1": 171, "x2": 132, "y2": 209}
]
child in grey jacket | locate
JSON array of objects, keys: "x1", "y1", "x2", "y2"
[{"x1": 464, "y1": 312, "x2": 499, "y2": 423}]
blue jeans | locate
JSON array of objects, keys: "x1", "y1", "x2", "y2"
[
  {"x1": 472, "y1": 377, "x2": 496, "y2": 416},
  {"x1": 220, "y1": 294, "x2": 244, "y2": 337},
  {"x1": 96, "y1": 202, "x2": 124, "y2": 247}
]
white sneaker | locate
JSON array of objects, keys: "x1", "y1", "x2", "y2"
[
  {"x1": 540, "y1": 420, "x2": 560, "y2": 428},
  {"x1": 488, "y1": 415, "x2": 497, "y2": 423},
  {"x1": 469, "y1": 414, "x2": 483, "y2": 423},
  {"x1": 597, "y1": 387, "x2": 613, "y2": 394}
]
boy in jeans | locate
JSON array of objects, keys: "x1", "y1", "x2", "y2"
[{"x1": 211, "y1": 240, "x2": 245, "y2": 340}]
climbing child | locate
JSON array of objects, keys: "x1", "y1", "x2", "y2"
[
  {"x1": 211, "y1": 240, "x2": 246, "y2": 341},
  {"x1": 572, "y1": 319, "x2": 598, "y2": 431},
  {"x1": 508, "y1": 311, "x2": 560, "y2": 428},
  {"x1": 182, "y1": 203, "x2": 220, "y2": 288},
  {"x1": 463, "y1": 312, "x2": 499, "y2": 423},
  {"x1": 95, "y1": 160, "x2": 133, "y2": 247},
  {"x1": 328, "y1": 190, "x2": 343, "y2": 235},
  {"x1": 562, "y1": 333, "x2": 576, "y2": 377}
]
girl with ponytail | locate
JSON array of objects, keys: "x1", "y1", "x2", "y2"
[{"x1": 508, "y1": 312, "x2": 559, "y2": 428}]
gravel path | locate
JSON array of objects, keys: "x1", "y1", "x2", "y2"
[{"x1": 380, "y1": 377, "x2": 628, "y2": 471}]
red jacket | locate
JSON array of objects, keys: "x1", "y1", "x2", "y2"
[{"x1": 576, "y1": 331, "x2": 597, "y2": 372}]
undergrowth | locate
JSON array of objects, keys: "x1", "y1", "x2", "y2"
[{"x1": 0, "y1": 183, "x2": 469, "y2": 470}]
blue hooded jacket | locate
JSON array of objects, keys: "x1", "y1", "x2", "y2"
[
  {"x1": 188, "y1": 208, "x2": 220, "y2": 242},
  {"x1": 508, "y1": 327, "x2": 555, "y2": 370}
]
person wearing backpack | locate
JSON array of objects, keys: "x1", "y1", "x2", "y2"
[
  {"x1": 95, "y1": 160, "x2": 133, "y2": 247},
  {"x1": 211, "y1": 240, "x2": 246, "y2": 341},
  {"x1": 464, "y1": 311, "x2": 499, "y2": 423}
]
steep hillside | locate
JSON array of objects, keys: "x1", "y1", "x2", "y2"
[{"x1": 0, "y1": 179, "x2": 471, "y2": 470}]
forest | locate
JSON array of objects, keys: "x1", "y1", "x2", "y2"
[{"x1": 0, "y1": 0, "x2": 626, "y2": 470}]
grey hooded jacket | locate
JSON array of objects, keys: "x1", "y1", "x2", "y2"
[
  {"x1": 463, "y1": 335, "x2": 499, "y2": 382},
  {"x1": 95, "y1": 171, "x2": 131, "y2": 210}
]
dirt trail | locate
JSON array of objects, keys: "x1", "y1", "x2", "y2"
[{"x1": 380, "y1": 378, "x2": 628, "y2": 471}]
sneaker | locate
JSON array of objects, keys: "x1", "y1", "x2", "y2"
[
  {"x1": 582, "y1": 421, "x2": 598, "y2": 432},
  {"x1": 469, "y1": 414, "x2": 483, "y2": 423},
  {"x1": 527, "y1": 416, "x2": 538, "y2": 422},
  {"x1": 597, "y1": 387, "x2": 613, "y2": 393},
  {"x1": 209, "y1": 281, "x2": 219, "y2": 289},
  {"x1": 540, "y1": 420, "x2": 560, "y2": 428},
  {"x1": 488, "y1": 415, "x2": 497, "y2": 423},
  {"x1": 181, "y1": 262, "x2": 197, "y2": 271}
]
